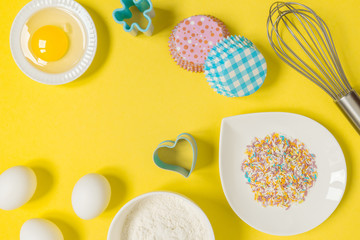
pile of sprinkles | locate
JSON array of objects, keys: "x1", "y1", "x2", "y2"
[{"x1": 241, "y1": 133, "x2": 317, "y2": 209}]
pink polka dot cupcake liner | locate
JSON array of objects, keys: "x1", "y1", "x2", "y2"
[{"x1": 169, "y1": 15, "x2": 230, "y2": 73}]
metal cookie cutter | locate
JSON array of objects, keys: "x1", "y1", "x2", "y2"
[
  {"x1": 153, "y1": 133, "x2": 197, "y2": 178},
  {"x1": 113, "y1": 0, "x2": 155, "y2": 36}
]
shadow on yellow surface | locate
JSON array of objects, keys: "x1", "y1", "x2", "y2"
[
  {"x1": 30, "y1": 166, "x2": 54, "y2": 202},
  {"x1": 78, "y1": 4, "x2": 111, "y2": 81},
  {"x1": 194, "y1": 134, "x2": 216, "y2": 170},
  {"x1": 255, "y1": 41, "x2": 282, "y2": 92},
  {"x1": 26, "y1": 159, "x2": 57, "y2": 204},
  {"x1": 152, "y1": 8, "x2": 175, "y2": 35},
  {"x1": 46, "y1": 212, "x2": 83, "y2": 239},
  {"x1": 99, "y1": 167, "x2": 128, "y2": 212}
]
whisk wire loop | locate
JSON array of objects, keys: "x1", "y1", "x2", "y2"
[{"x1": 267, "y1": 1, "x2": 352, "y2": 100}]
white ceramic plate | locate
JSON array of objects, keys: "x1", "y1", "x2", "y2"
[
  {"x1": 219, "y1": 112, "x2": 347, "y2": 236},
  {"x1": 108, "y1": 191, "x2": 215, "y2": 240},
  {"x1": 10, "y1": 0, "x2": 97, "y2": 85}
]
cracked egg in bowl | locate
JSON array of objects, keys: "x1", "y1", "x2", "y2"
[{"x1": 10, "y1": 0, "x2": 97, "y2": 85}]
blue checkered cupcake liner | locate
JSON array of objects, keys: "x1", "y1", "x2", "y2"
[{"x1": 204, "y1": 35, "x2": 267, "y2": 97}]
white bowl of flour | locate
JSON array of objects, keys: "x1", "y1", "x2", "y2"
[{"x1": 107, "y1": 191, "x2": 215, "y2": 240}]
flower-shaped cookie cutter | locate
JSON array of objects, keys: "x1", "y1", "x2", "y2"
[
  {"x1": 113, "y1": 0, "x2": 155, "y2": 36},
  {"x1": 153, "y1": 133, "x2": 198, "y2": 178}
]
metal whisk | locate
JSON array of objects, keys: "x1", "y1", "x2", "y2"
[{"x1": 267, "y1": 2, "x2": 360, "y2": 133}]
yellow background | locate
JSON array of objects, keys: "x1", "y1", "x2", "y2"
[{"x1": 1, "y1": 0, "x2": 359, "y2": 239}]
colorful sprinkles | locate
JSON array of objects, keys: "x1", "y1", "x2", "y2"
[{"x1": 241, "y1": 133, "x2": 317, "y2": 209}]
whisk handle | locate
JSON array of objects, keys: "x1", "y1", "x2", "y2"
[{"x1": 336, "y1": 90, "x2": 360, "y2": 134}]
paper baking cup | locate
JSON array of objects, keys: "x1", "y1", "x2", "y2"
[
  {"x1": 169, "y1": 15, "x2": 230, "y2": 73},
  {"x1": 10, "y1": 0, "x2": 97, "y2": 85},
  {"x1": 204, "y1": 35, "x2": 267, "y2": 97}
]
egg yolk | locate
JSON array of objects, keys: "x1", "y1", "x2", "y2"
[{"x1": 30, "y1": 25, "x2": 69, "y2": 62}]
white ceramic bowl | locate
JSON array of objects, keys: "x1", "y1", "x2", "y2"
[
  {"x1": 10, "y1": 0, "x2": 97, "y2": 85},
  {"x1": 219, "y1": 112, "x2": 347, "y2": 236},
  {"x1": 107, "y1": 191, "x2": 215, "y2": 240}
]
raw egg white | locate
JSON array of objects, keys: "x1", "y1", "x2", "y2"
[
  {"x1": 21, "y1": 7, "x2": 86, "y2": 73},
  {"x1": 72, "y1": 173, "x2": 111, "y2": 220},
  {"x1": 20, "y1": 218, "x2": 64, "y2": 240},
  {"x1": 0, "y1": 166, "x2": 37, "y2": 210}
]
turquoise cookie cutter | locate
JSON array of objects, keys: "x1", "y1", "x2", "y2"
[
  {"x1": 153, "y1": 133, "x2": 197, "y2": 178},
  {"x1": 113, "y1": 0, "x2": 155, "y2": 36}
]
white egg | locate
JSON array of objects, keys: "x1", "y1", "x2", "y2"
[
  {"x1": 72, "y1": 173, "x2": 111, "y2": 220},
  {"x1": 20, "y1": 218, "x2": 63, "y2": 240},
  {"x1": 0, "y1": 166, "x2": 37, "y2": 210}
]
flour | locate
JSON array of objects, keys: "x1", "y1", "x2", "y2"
[{"x1": 120, "y1": 194, "x2": 213, "y2": 240}]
